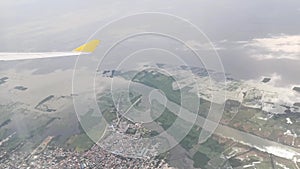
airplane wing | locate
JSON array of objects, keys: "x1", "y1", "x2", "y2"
[{"x1": 0, "y1": 40, "x2": 100, "y2": 61}]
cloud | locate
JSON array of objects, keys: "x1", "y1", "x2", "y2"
[
  {"x1": 180, "y1": 40, "x2": 225, "y2": 51},
  {"x1": 244, "y1": 35, "x2": 300, "y2": 60}
]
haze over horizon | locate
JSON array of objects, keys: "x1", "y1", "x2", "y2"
[{"x1": 1, "y1": 0, "x2": 299, "y2": 87}]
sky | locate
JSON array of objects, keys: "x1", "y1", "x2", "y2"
[{"x1": 0, "y1": 0, "x2": 299, "y2": 87}]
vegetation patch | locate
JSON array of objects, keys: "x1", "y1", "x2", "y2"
[
  {"x1": 193, "y1": 151, "x2": 210, "y2": 168},
  {"x1": 132, "y1": 70, "x2": 181, "y2": 105},
  {"x1": 66, "y1": 133, "x2": 94, "y2": 152},
  {"x1": 179, "y1": 125, "x2": 201, "y2": 150},
  {"x1": 154, "y1": 107, "x2": 177, "y2": 130}
]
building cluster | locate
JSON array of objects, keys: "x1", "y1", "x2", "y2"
[{"x1": 0, "y1": 141, "x2": 172, "y2": 169}]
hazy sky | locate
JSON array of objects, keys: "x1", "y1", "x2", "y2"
[{"x1": 0, "y1": 0, "x2": 299, "y2": 86}]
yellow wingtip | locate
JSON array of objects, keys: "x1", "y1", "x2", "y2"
[{"x1": 73, "y1": 39, "x2": 100, "y2": 53}]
